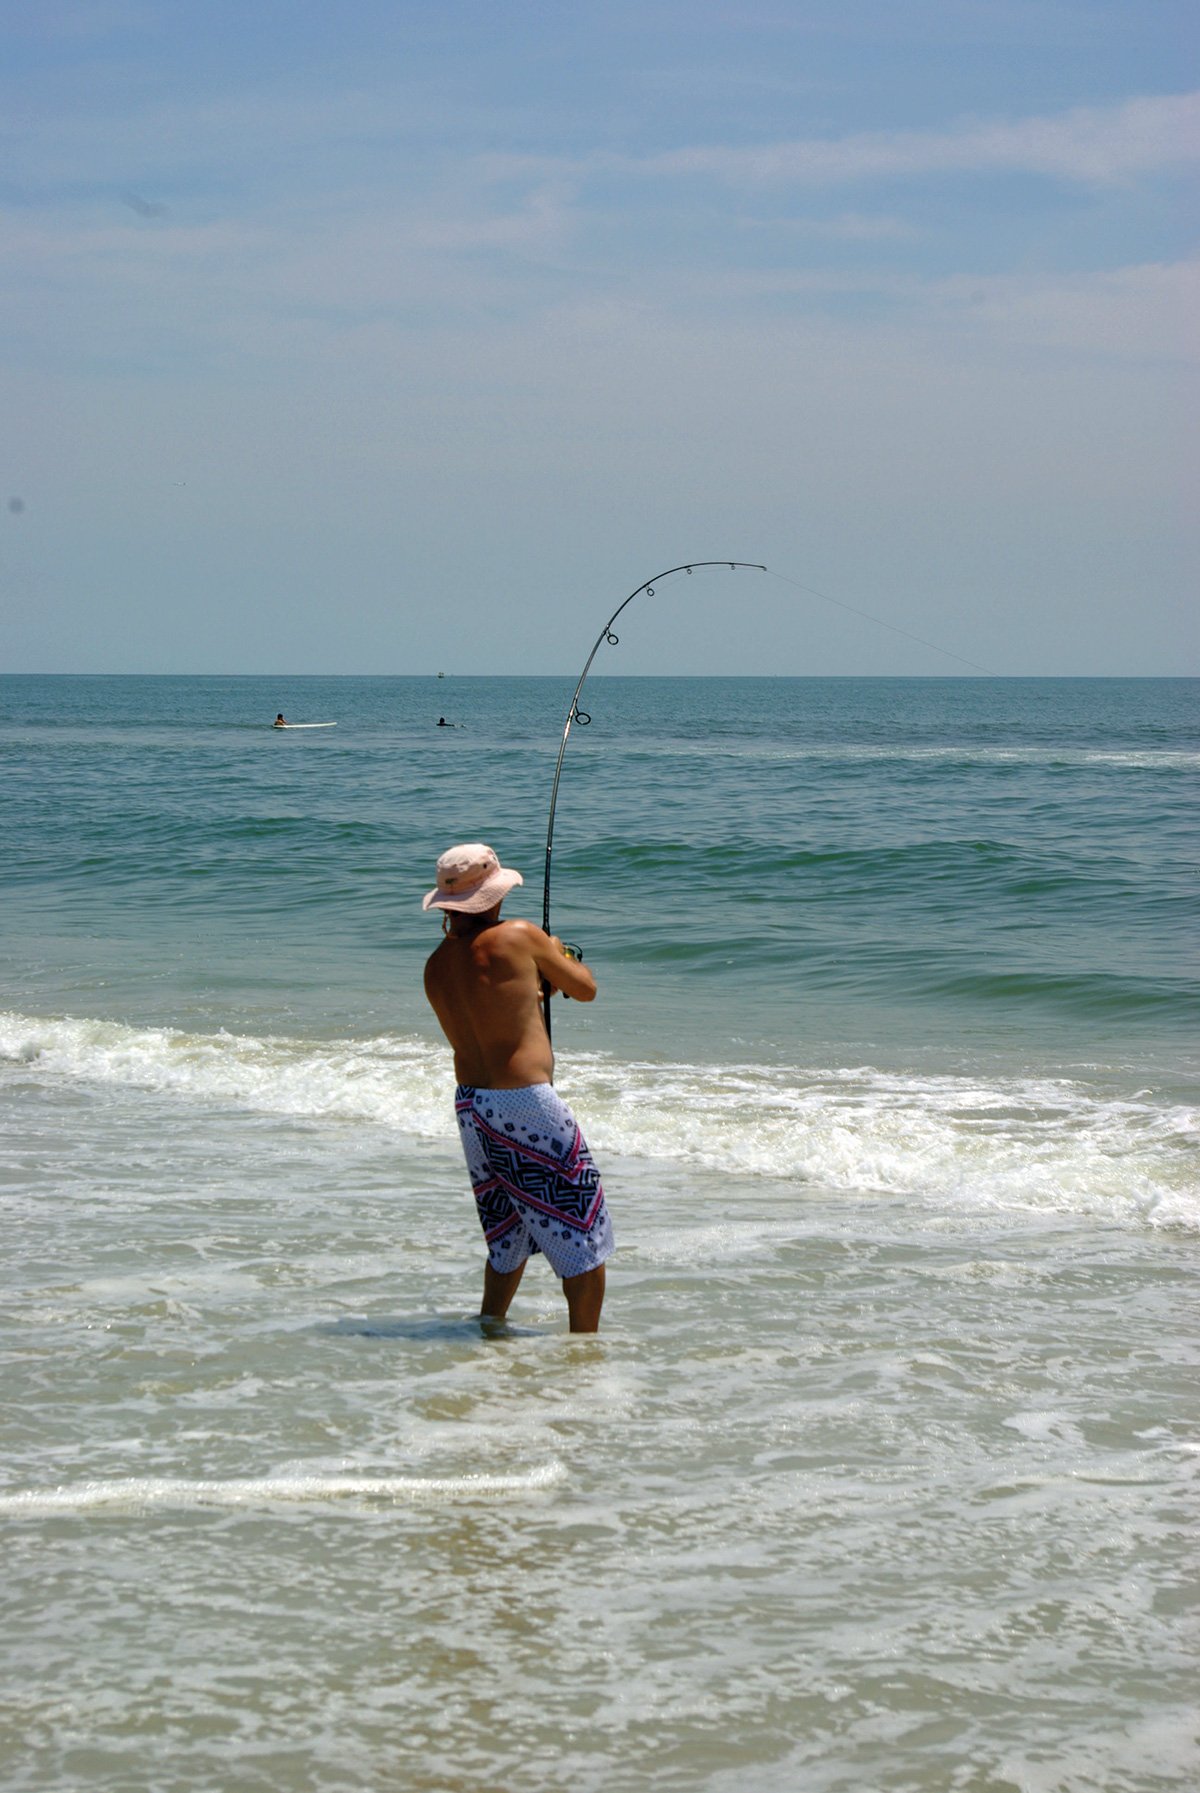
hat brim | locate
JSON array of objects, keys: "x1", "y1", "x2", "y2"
[{"x1": 422, "y1": 866, "x2": 524, "y2": 913}]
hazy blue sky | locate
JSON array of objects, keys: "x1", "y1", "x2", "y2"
[{"x1": 2, "y1": 0, "x2": 1196, "y2": 674}]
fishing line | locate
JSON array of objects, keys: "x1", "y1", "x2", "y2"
[
  {"x1": 764, "y1": 567, "x2": 995, "y2": 676},
  {"x1": 540, "y1": 558, "x2": 993, "y2": 1042}
]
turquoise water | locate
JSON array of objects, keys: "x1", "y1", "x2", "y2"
[
  {"x1": 2, "y1": 674, "x2": 1198, "y2": 1792},
  {"x1": 4, "y1": 674, "x2": 1196, "y2": 1060}
]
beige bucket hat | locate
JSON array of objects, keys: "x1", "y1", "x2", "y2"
[{"x1": 421, "y1": 843, "x2": 524, "y2": 913}]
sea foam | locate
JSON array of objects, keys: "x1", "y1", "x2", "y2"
[
  {"x1": 3, "y1": 1009, "x2": 1196, "y2": 1229},
  {"x1": 0, "y1": 1462, "x2": 567, "y2": 1516}
]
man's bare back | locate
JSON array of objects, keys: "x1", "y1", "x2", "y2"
[{"x1": 424, "y1": 911, "x2": 597, "y2": 1088}]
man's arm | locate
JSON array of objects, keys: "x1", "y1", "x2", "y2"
[{"x1": 518, "y1": 920, "x2": 598, "y2": 1001}]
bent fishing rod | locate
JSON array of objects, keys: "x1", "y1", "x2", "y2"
[
  {"x1": 537, "y1": 556, "x2": 993, "y2": 1042},
  {"x1": 541, "y1": 561, "x2": 766, "y2": 1043}
]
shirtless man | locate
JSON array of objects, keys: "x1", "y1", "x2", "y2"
[{"x1": 422, "y1": 843, "x2": 614, "y2": 1332}]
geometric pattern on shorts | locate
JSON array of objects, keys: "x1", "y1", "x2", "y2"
[{"x1": 454, "y1": 1083, "x2": 615, "y2": 1279}]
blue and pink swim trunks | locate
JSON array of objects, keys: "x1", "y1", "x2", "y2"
[{"x1": 454, "y1": 1083, "x2": 615, "y2": 1279}]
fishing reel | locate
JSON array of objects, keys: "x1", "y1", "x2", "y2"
[{"x1": 559, "y1": 940, "x2": 584, "y2": 998}]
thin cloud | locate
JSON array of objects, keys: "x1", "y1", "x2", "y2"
[
  {"x1": 641, "y1": 90, "x2": 1200, "y2": 186},
  {"x1": 739, "y1": 210, "x2": 919, "y2": 240},
  {"x1": 564, "y1": 257, "x2": 1200, "y2": 365},
  {"x1": 14, "y1": 1, "x2": 159, "y2": 45},
  {"x1": 932, "y1": 258, "x2": 1200, "y2": 362},
  {"x1": 121, "y1": 192, "x2": 169, "y2": 220}
]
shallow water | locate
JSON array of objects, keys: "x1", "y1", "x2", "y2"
[{"x1": 2, "y1": 674, "x2": 1198, "y2": 1791}]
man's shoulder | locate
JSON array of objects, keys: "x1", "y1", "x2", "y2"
[
  {"x1": 495, "y1": 915, "x2": 539, "y2": 937},
  {"x1": 487, "y1": 915, "x2": 543, "y2": 954}
]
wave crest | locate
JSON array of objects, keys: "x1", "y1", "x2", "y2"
[{"x1": 3, "y1": 1009, "x2": 1196, "y2": 1229}]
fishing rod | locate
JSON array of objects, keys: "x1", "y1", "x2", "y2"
[
  {"x1": 541, "y1": 561, "x2": 767, "y2": 1042},
  {"x1": 538, "y1": 558, "x2": 993, "y2": 1041}
]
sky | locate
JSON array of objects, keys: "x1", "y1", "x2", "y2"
[{"x1": 1, "y1": 0, "x2": 1196, "y2": 675}]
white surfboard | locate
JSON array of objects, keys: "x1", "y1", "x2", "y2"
[{"x1": 273, "y1": 722, "x2": 337, "y2": 729}]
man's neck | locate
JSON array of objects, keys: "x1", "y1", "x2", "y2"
[{"x1": 447, "y1": 907, "x2": 501, "y2": 939}]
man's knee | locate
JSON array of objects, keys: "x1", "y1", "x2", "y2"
[
  {"x1": 562, "y1": 1264, "x2": 604, "y2": 1291},
  {"x1": 562, "y1": 1262, "x2": 606, "y2": 1332}
]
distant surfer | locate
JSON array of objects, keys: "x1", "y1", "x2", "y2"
[
  {"x1": 437, "y1": 717, "x2": 448, "y2": 726},
  {"x1": 274, "y1": 713, "x2": 287, "y2": 728},
  {"x1": 422, "y1": 843, "x2": 613, "y2": 1333}
]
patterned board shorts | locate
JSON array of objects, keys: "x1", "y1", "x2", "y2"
[{"x1": 454, "y1": 1083, "x2": 615, "y2": 1280}]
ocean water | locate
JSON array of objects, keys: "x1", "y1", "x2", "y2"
[{"x1": 1, "y1": 672, "x2": 1197, "y2": 1793}]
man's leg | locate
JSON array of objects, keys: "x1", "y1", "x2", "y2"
[
  {"x1": 563, "y1": 1263, "x2": 605, "y2": 1333},
  {"x1": 481, "y1": 1258, "x2": 526, "y2": 1320}
]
